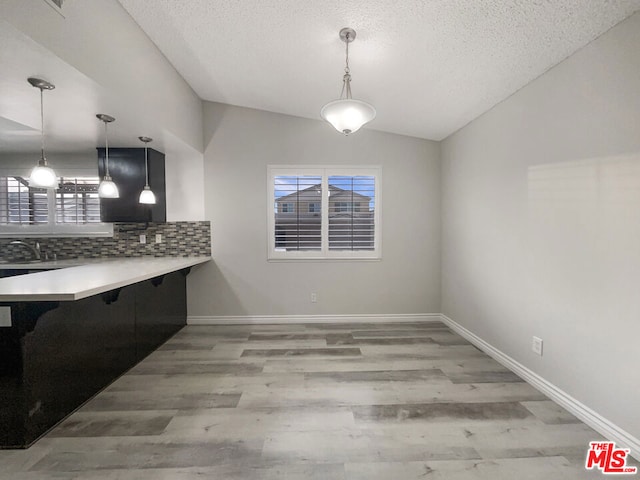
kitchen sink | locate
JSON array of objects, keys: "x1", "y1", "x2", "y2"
[
  {"x1": 0, "y1": 268, "x2": 55, "y2": 278},
  {"x1": 0, "y1": 258, "x2": 89, "y2": 276},
  {"x1": 0, "y1": 259, "x2": 65, "y2": 277}
]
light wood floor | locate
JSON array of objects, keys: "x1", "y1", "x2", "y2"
[{"x1": 0, "y1": 322, "x2": 614, "y2": 479}]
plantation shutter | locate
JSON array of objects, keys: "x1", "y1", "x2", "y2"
[
  {"x1": 0, "y1": 176, "x2": 49, "y2": 225},
  {"x1": 0, "y1": 176, "x2": 101, "y2": 226},
  {"x1": 56, "y1": 178, "x2": 101, "y2": 224},
  {"x1": 328, "y1": 175, "x2": 375, "y2": 251},
  {"x1": 273, "y1": 175, "x2": 322, "y2": 251}
]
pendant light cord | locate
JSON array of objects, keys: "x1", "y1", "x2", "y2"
[
  {"x1": 144, "y1": 146, "x2": 149, "y2": 186},
  {"x1": 104, "y1": 121, "x2": 110, "y2": 176},
  {"x1": 340, "y1": 32, "x2": 353, "y2": 100},
  {"x1": 345, "y1": 33, "x2": 350, "y2": 74},
  {"x1": 40, "y1": 88, "x2": 47, "y2": 165}
]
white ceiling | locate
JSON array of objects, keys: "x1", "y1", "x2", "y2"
[{"x1": 118, "y1": 0, "x2": 640, "y2": 140}]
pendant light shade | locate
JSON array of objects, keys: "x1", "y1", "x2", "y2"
[
  {"x1": 98, "y1": 178, "x2": 119, "y2": 198},
  {"x1": 139, "y1": 186, "x2": 156, "y2": 204},
  {"x1": 138, "y1": 136, "x2": 156, "y2": 205},
  {"x1": 29, "y1": 164, "x2": 58, "y2": 189},
  {"x1": 320, "y1": 99, "x2": 376, "y2": 135},
  {"x1": 321, "y1": 28, "x2": 376, "y2": 135},
  {"x1": 27, "y1": 77, "x2": 58, "y2": 188},
  {"x1": 96, "y1": 114, "x2": 119, "y2": 198}
]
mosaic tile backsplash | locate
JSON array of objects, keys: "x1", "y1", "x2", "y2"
[{"x1": 0, "y1": 221, "x2": 211, "y2": 261}]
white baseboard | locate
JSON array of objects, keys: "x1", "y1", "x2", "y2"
[
  {"x1": 187, "y1": 313, "x2": 441, "y2": 325},
  {"x1": 440, "y1": 314, "x2": 640, "y2": 461}
]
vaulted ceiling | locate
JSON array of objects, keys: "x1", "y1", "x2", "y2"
[{"x1": 118, "y1": 0, "x2": 640, "y2": 140}]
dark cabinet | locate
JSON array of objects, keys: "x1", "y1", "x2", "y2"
[
  {"x1": 0, "y1": 272, "x2": 187, "y2": 448},
  {"x1": 97, "y1": 147, "x2": 166, "y2": 223},
  {"x1": 135, "y1": 271, "x2": 187, "y2": 361}
]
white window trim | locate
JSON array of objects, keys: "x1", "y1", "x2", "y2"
[{"x1": 267, "y1": 165, "x2": 382, "y2": 261}]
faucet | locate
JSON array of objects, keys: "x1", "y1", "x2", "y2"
[{"x1": 9, "y1": 240, "x2": 42, "y2": 261}]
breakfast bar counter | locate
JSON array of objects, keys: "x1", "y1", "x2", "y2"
[
  {"x1": 0, "y1": 256, "x2": 210, "y2": 448},
  {"x1": 0, "y1": 256, "x2": 210, "y2": 301}
]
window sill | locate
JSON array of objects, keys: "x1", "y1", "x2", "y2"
[
  {"x1": 267, "y1": 255, "x2": 382, "y2": 262},
  {"x1": 0, "y1": 223, "x2": 114, "y2": 238}
]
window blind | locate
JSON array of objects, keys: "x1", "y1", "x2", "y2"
[
  {"x1": 274, "y1": 175, "x2": 322, "y2": 251},
  {"x1": 0, "y1": 176, "x2": 48, "y2": 225},
  {"x1": 268, "y1": 166, "x2": 380, "y2": 260},
  {"x1": 328, "y1": 175, "x2": 375, "y2": 251},
  {"x1": 0, "y1": 176, "x2": 101, "y2": 226},
  {"x1": 56, "y1": 177, "x2": 101, "y2": 224}
]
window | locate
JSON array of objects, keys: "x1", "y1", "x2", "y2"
[
  {"x1": 0, "y1": 176, "x2": 112, "y2": 237},
  {"x1": 56, "y1": 178, "x2": 101, "y2": 224},
  {"x1": 0, "y1": 177, "x2": 48, "y2": 225},
  {"x1": 1, "y1": 176, "x2": 101, "y2": 226},
  {"x1": 334, "y1": 202, "x2": 361, "y2": 213},
  {"x1": 268, "y1": 166, "x2": 381, "y2": 259},
  {"x1": 280, "y1": 203, "x2": 295, "y2": 213},
  {"x1": 272, "y1": 174, "x2": 322, "y2": 252}
]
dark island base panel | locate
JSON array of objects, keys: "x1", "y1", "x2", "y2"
[{"x1": 0, "y1": 270, "x2": 188, "y2": 449}]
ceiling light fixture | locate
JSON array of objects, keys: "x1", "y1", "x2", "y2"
[
  {"x1": 138, "y1": 136, "x2": 156, "y2": 205},
  {"x1": 321, "y1": 28, "x2": 376, "y2": 135},
  {"x1": 96, "y1": 113, "x2": 119, "y2": 198},
  {"x1": 27, "y1": 77, "x2": 58, "y2": 188}
]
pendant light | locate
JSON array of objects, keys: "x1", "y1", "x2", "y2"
[
  {"x1": 27, "y1": 77, "x2": 58, "y2": 188},
  {"x1": 320, "y1": 28, "x2": 376, "y2": 135},
  {"x1": 96, "y1": 114, "x2": 119, "y2": 198},
  {"x1": 138, "y1": 136, "x2": 156, "y2": 204}
]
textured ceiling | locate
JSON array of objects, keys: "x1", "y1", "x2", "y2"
[{"x1": 118, "y1": 0, "x2": 640, "y2": 140}]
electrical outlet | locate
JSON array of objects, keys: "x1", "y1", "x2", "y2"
[
  {"x1": 139, "y1": 234, "x2": 146, "y2": 244},
  {"x1": 532, "y1": 336, "x2": 543, "y2": 356},
  {"x1": 155, "y1": 234, "x2": 162, "y2": 244},
  {"x1": 0, "y1": 306, "x2": 12, "y2": 327},
  {"x1": 310, "y1": 292, "x2": 317, "y2": 303}
]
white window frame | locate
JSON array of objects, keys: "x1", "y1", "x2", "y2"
[{"x1": 267, "y1": 165, "x2": 381, "y2": 261}]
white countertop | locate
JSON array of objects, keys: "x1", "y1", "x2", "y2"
[{"x1": 0, "y1": 257, "x2": 210, "y2": 302}]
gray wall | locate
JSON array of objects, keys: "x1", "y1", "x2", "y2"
[
  {"x1": 441, "y1": 13, "x2": 640, "y2": 441},
  {"x1": 187, "y1": 103, "x2": 441, "y2": 317}
]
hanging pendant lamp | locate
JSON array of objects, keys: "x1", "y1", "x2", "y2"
[
  {"x1": 96, "y1": 114, "x2": 119, "y2": 198},
  {"x1": 138, "y1": 136, "x2": 156, "y2": 205},
  {"x1": 27, "y1": 77, "x2": 58, "y2": 188},
  {"x1": 321, "y1": 28, "x2": 376, "y2": 135}
]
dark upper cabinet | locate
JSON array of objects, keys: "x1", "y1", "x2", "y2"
[{"x1": 97, "y1": 147, "x2": 166, "y2": 223}]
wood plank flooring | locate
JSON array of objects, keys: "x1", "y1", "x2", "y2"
[{"x1": 0, "y1": 321, "x2": 614, "y2": 479}]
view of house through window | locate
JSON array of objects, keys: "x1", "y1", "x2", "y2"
[
  {"x1": 269, "y1": 167, "x2": 380, "y2": 259},
  {"x1": 274, "y1": 175, "x2": 322, "y2": 251},
  {"x1": 328, "y1": 175, "x2": 375, "y2": 251},
  {"x1": 0, "y1": 176, "x2": 101, "y2": 226}
]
